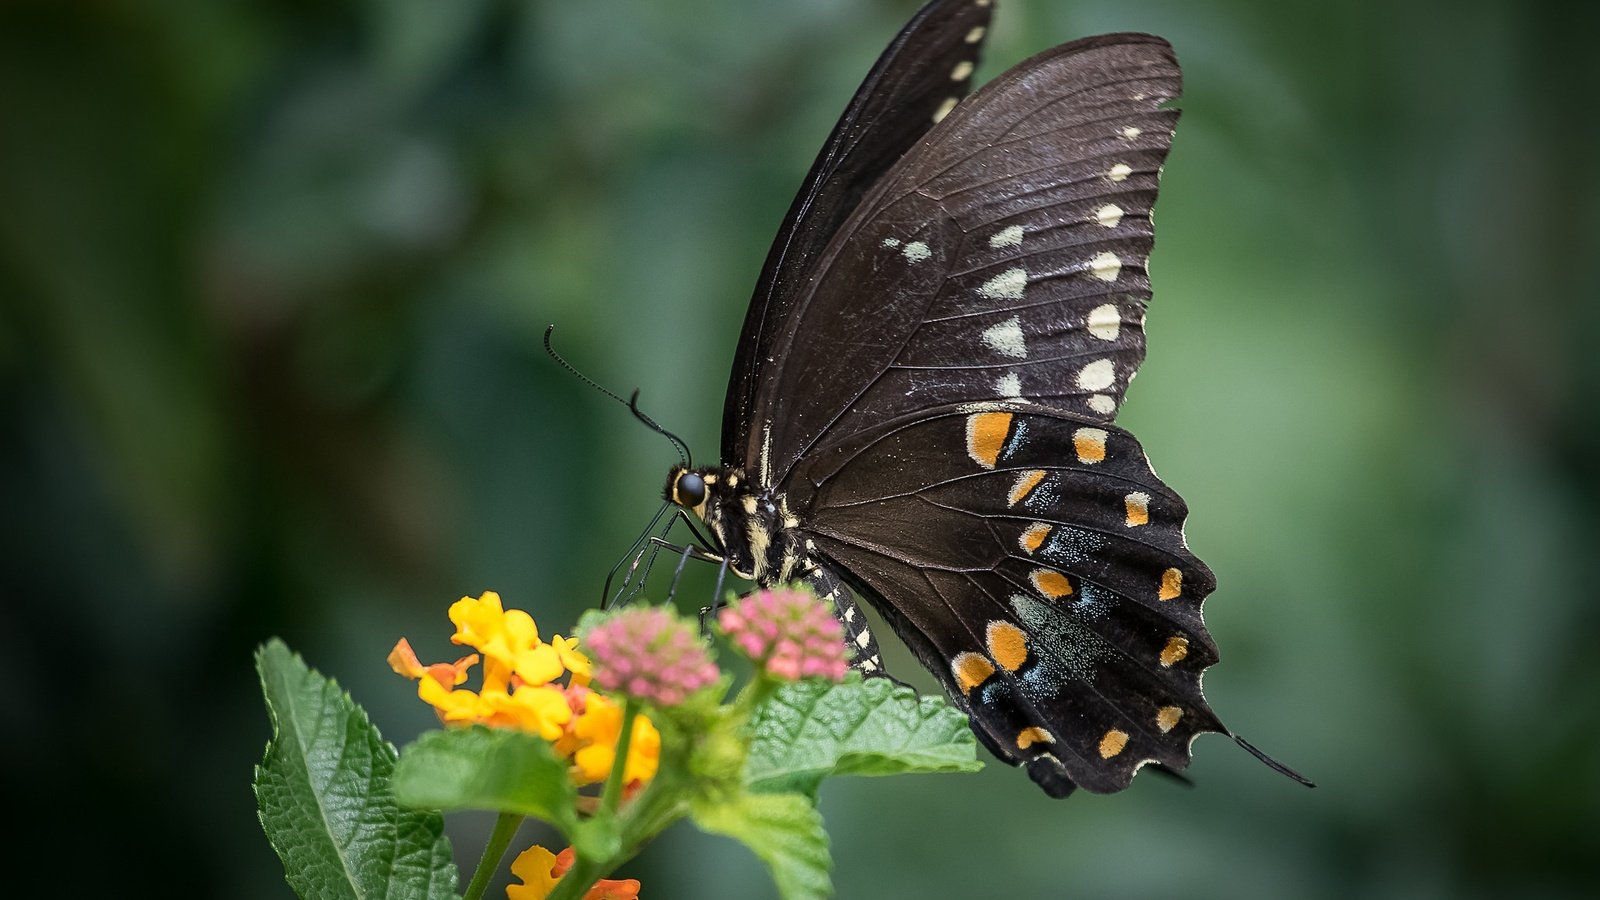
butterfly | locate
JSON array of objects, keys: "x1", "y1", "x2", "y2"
[{"x1": 656, "y1": 0, "x2": 1306, "y2": 797}]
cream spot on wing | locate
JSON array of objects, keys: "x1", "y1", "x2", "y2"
[
  {"x1": 965, "y1": 25, "x2": 987, "y2": 43},
  {"x1": 989, "y1": 225, "x2": 1024, "y2": 249},
  {"x1": 1089, "y1": 251, "x2": 1122, "y2": 282},
  {"x1": 933, "y1": 96, "x2": 958, "y2": 123},
  {"x1": 978, "y1": 267, "x2": 1028, "y2": 300},
  {"x1": 1072, "y1": 427, "x2": 1108, "y2": 464},
  {"x1": 1122, "y1": 126, "x2": 1142, "y2": 139},
  {"x1": 901, "y1": 240, "x2": 930, "y2": 263},
  {"x1": 1125, "y1": 492, "x2": 1150, "y2": 527},
  {"x1": 881, "y1": 237, "x2": 900, "y2": 248},
  {"x1": 994, "y1": 372, "x2": 1022, "y2": 398},
  {"x1": 1077, "y1": 359, "x2": 1115, "y2": 391},
  {"x1": 1086, "y1": 303, "x2": 1120, "y2": 340},
  {"x1": 1109, "y1": 162, "x2": 1133, "y2": 182},
  {"x1": 1088, "y1": 394, "x2": 1116, "y2": 415},
  {"x1": 1095, "y1": 203, "x2": 1125, "y2": 228},
  {"x1": 981, "y1": 316, "x2": 1027, "y2": 359},
  {"x1": 950, "y1": 60, "x2": 974, "y2": 81}
]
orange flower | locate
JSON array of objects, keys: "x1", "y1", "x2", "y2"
[{"x1": 506, "y1": 846, "x2": 640, "y2": 900}]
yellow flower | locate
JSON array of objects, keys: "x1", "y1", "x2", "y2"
[
  {"x1": 568, "y1": 692, "x2": 661, "y2": 786},
  {"x1": 395, "y1": 591, "x2": 660, "y2": 791},
  {"x1": 505, "y1": 846, "x2": 561, "y2": 900}
]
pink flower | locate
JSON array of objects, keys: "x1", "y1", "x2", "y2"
[
  {"x1": 718, "y1": 588, "x2": 849, "y2": 682},
  {"x1": 584, "y1": 607, "x2": 719, "y2": 706}
]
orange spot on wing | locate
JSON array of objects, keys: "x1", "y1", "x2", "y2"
[
  {"x1": 952, "y1": 652, "x2": 996, "y2": 694},
  {"x1": 1030, "y1": 569, "x2": 1073, "y2": 600},
  {"x1": 1016, "y1": 726, "x2": 1054, "y2": 749},
  {"x1": 1072, "y1": 427, "x2": 1107, "y2": 464},
  {"x1": 986, "y1": 621, "x2": 1029, "y2": 671},
  {"x1": 1156, "y1": 706, "x2": 1183, "y2": 733},
  {"x1": 1008, "y1": 469, "x2": 1046, "y2": 506},
  {"x1": 966, "y1": 412, "x2": 1013, "y2": 469},
  {"x1": 1124, "y1": 492, "x2": 1150, "y2": 527},
  {"x1": 1159, "y1": 636, "x2": 1189, "y2": 667},
  {"x1": 1099, "y1": 729, "x2": 1129, "y2": 758},
  {"x1": 1159, "y1": 568, "x2": 1183, "y2": 601},
  {"x1": 1019, "y1": 522, "x2": 1051, "y2": 554}
]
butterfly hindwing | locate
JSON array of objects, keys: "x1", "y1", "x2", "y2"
[
  {"x1": 789, "y1": 404, "x2": 1222, "y2": 795},
  {"x1": 750, "y1": 34, "x2": 1181, "y2": 488},
  {"x1": 725, "y1": 0, "x2": 994, "y2": 465}
]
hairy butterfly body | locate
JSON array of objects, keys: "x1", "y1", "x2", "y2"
[{"x1": 664, "y1": 0, "x2": 1297, "y2": 797}]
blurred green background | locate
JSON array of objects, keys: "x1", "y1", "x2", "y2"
[{"x1": 3, "y1": 0, "x2": 1596, "y2": 896}]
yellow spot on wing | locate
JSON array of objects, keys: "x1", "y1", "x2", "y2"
[
  {"x1": 1073, "y1": 428, "x2": 1108, "y2": 464},
  {"x1": 952, "y1": 652, "x2": 995, "y2": 694},
  {"x1": 1008, "y1": 469, "x2": 1046, "y2": 506},
  {"x1": 1016, "y1": 726, "x2": 1054, "y2": 749},
  {"x1": 966, "y1": 412, "x2": 1012, "y2": 469},
  {"x1": 1125, "y1": 492, "x2": 1150, "y2": 527},
  {"x1": 1095, "y1": 203, "x2": 1125, "y2": 228},
  {"x1": 1087, "y1": 303, "x2": 1120, "y2": 339},
  {"x1": 1156, "y1": 706, "x2": 1183, "y2": 733},
  {"x1": 1109, "y1": 163, "x2": 1133, "y2": 181},
  {"x1": 950, "y1": 60, "x2": 974, "y2": 81},
  {"x1": 1019, "y1": 522, "x2": 1052, "y2": 554},
  {"x1": 965, "y1": 26, "x2": 987, "y2": 43},
  {"x1": 989, "y1": 224, "x2": 1024, "y2": 249},
  {"x1": 1089, "y1": 251, "x2": 1122, "y2": 282},
  {"x1": 986, "y1": 621, "x2": 1028, "y2": 671},
  {"x1": 933, "y1": 96, "x2": 958, "y2": 123},
  {"x1": 1159, "y1": 636, "x2": 1189, "y2": 667},
  {"x1": 1099, "y1": 729, "x2": 1129, "y2": 758},
  {"x1": 1159, "y1": 568, "x2": 1183, "y2": 601},
  {"x1": 1030, "y1": 569, "x2": 1073, "y2": 600}
]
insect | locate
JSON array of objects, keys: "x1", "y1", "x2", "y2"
[{"x1": 654, "y1": 0, "x2": 1307, "y2": 797}]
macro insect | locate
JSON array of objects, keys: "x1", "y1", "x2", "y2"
[{"x1": 636, "y1": 0, "x2": 1308, "y2": 797}]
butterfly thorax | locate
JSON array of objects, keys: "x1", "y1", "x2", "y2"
[{"x1": 665, "y1": 465, "x2": 805, "y2": 584}]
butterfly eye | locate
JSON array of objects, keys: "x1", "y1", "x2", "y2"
[{"x1": 674, "y1": 472, "x2": 706, "y2": 508}]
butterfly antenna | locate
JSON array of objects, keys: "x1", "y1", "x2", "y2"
[
  {"x1": 1232, "y1": 733, "x2": 1317, "y2": 788},
  {"x1": 627, "y1": 390, "x2": 690, "y2": 469},
  {"x1": 602, "y1": 500, "x2": 671, "y2": 607}
]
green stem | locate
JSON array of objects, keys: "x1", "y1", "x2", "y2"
[
  {"x1": 463, "y1": 811, "x2": 524, "y2": 900},
  {"x1": 599, "y1": 698, "x2": 640, "y2": 818}
]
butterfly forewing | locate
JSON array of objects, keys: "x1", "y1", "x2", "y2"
[
  {"x1": 750, "y1": 35, "x2": 1181, "y2": 487},
  {"x1": 725, "y1": 0, "x2": 994, "y2": 466}
]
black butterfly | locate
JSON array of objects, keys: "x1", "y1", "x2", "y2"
[{"x1": 657, "y1": 0, "x2": 1305, "y2": 797}]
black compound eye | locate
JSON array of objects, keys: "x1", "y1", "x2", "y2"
[{"x1": 675, "y1": 472, "x2": 706, "y2": 508}]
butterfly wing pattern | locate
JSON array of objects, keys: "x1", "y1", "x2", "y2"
[{"x1": 664, "y1": 0, "x2": 1274, "y2": 797}]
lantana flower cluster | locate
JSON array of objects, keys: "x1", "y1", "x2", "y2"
[
  {"x1": 390, "y1": 591, "x2": 660, "y2": 786},
  {"x1": 718, "y1": 587, "x2": 851, "y2": 681}
]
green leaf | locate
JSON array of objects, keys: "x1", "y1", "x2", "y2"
[
  {"x1": 254, "y1": 639, "x2": 457, "y2": 900},
  {"x1": 392, "y1": 726, "x2": 580, "y2": 838},
  {"x1": 744, "y1": 677, "x2": 982, "y2": 797},
  {"x1": 692, "y1": 791, "x2": 831, "y2": 900}
]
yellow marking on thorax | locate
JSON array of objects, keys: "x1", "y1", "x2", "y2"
[
  {"x1": 1099, "y1": 729, "x2": 1129, "y2": 758},
  {"x1": 1159, "y1": 636, "x2": 1189, "y2": 667},
  {"x1": 1030, "y1": 569, "x2": 1073, "y2": 600},
  {"x1": 1008, "y1": 469, "x2": 1046, "y2": 506},
  {"x1": 966, "y1": 412, "x2": 1013, "y2": 469},
  {"x1": 1159, "y1": 568, "x2": 1183, "y2": 601},
  {"x1": 985, "y1": 621, "x2": 1028, "y2": 671}
]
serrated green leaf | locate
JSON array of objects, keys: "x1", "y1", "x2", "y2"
[
  {"x1": 744, "y1": 677, "x2": 982, "y2": 797},
  {"x1": 254, "y1": 639, "x2": 457, "y2": 900},
  {"x1": 392, "y1": 726, "x2": 579, "y2": 838},
  {"x1": 692, "y1": 791, "x2": 831, "y2": 900}
]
